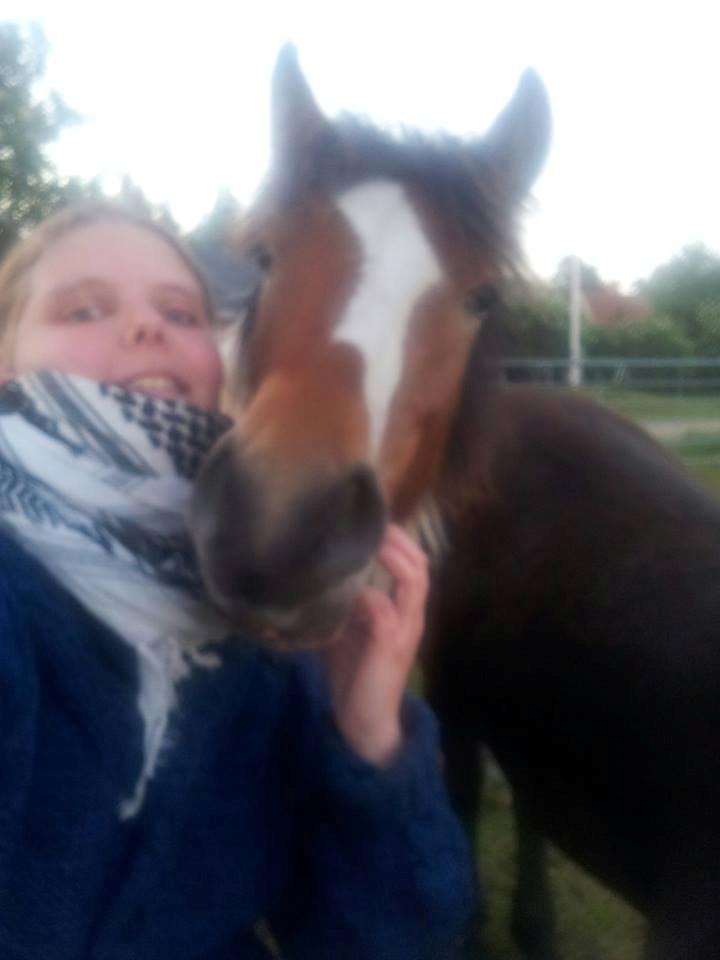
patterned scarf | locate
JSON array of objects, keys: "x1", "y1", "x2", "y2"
[{"x1": 0, "y1": 372, "x2": 233, "y2": 817}]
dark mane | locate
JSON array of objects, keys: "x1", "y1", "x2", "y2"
[{"x1": 268, "y1": 114, "x2": 523, "y2": 272}]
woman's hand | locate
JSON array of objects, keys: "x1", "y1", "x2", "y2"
[{"x1": 323, "y1": 524, "x2": 430, "y2": 766}]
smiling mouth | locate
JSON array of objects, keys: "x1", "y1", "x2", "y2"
[{"x1": 121, "y1": 375, "x2": 188, "y2": 400}]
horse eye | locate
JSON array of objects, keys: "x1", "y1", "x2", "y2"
[
  {"x1": 250, "y1": 245, "x2": 273, "y2": 273},
  {"x1": 466, "y1": 285, "x2": 498, "y2": 322}
]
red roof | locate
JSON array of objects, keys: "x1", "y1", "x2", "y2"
[{"x1": 583, "y1": 288, "x2": 652, "y2": 326}]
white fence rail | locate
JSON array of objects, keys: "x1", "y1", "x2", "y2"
[{"x1": 501, "y1": 357, "x2": 720, "y2": 392}]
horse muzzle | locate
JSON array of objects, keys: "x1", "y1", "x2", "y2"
[{"x1": 191, "y1": 437, "x2": 386, "y2": 646}]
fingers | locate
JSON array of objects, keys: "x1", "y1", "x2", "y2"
[
  {"x1": 343, "y1": 524, "x2": 430, "y2": 663},
  {"x1": 353, "y1": 585, "x2": 394, "y2": 625},
  {"x1": 327, "y1": 524, "x2": 429, "y2": 664},
  {"x1": 323, "y1": 526, "x2": 429, "y2": 766},
  {"x1": 377, "y1": 524, "x2": 429, "y2": 623}
]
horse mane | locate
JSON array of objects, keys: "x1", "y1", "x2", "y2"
[{"x1": 267, "y1": 114, "x2": 525, "y2": 274}]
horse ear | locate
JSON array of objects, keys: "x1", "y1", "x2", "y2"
[
  {"x1": 271, "y1": 44, "x2": 330, "y2": 174},
  {"x1": 482, "y1": 69, "x2": 551, "y2": 200}
]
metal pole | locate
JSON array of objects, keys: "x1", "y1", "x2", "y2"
[{"x1": 568, "y1": 255, "x2": 583, "y2": 387}]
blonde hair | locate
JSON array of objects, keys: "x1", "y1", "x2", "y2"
[{"x1": 0, "y1": 202, "x2": 215, "y2": 362}]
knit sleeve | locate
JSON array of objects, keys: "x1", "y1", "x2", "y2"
[
  {"x1": 269, "y1": 656, "x2": 475, "y2": 960},
  {"x1": 0, "y1": 560, "x2": 37, "y2": 889},
  {"x1": 0, "y1": 558, "x2": 32, "y2": 744}
]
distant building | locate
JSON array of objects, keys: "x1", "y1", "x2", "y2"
[{"x1": 583, "y1": 286, "x2": 652, "y2": 326}]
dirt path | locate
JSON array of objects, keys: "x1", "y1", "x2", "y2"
[{"x1": 642, "y1": 418, "x2": 720, "y2": 440}]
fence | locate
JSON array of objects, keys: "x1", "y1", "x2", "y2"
[{"x1": 500, "y1": 357, "x2": 720, "y2": 394}]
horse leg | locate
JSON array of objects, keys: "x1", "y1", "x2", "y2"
[{"x1": 510, "y1": 791, "x2": 558, "y2": 960}]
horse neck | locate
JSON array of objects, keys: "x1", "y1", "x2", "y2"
[{"x1": 435, "y1": 338, "x2": 504, "y2": 512}]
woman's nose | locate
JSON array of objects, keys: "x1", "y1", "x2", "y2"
[{"x1": 122, "y1": 306, "x2": 165, "y2": 347}]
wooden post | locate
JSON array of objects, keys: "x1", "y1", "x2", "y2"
[{"x1": 569, "y1": 255, "x2": 583, "y2": 387}]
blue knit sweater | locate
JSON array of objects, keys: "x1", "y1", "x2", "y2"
[{"x1": 0, "y1": 530, "x2": 474, "y2": 959}]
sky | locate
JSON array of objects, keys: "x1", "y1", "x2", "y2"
[{"x1": 5, "y1": 0, "x2": 720, "y2": 291}]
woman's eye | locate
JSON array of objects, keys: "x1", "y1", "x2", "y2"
[
  {"x1": 164, "y1": 307, "x2": 199, "y2": 327},
  {"x1": 66, "y1": 303, "x2": 105, "y2": 323}
]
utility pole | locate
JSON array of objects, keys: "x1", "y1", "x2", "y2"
[{"x1": 568, "y1": 254, "x2": 583, "y2": 387}]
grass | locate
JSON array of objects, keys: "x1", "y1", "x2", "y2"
[
  {"x1": 662, "y1": 432, "x2": 720, "y2": 494},
  {"x1": 478, "y1": 779, "x2": 645, "y2": 960},
  {"x1": 583, "y1": 388, "x2": 720, "y2": 493},
  {"x1": 685, "y1": 460, "x2": 720, "y2": 494},
  {"x1": 583, "y1": 387, "x2": 720, "y2": 421},
  {"x1": 668, "y1": 431, "x2": 720, "y2": 459}
]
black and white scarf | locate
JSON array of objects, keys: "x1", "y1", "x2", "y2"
[{"x1": 0, "y1": 372, "x2": 233, "y2": 817}]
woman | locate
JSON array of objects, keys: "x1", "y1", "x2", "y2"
[{"x1": 0, "y1": 203, "x2": 474, "y2": 960}]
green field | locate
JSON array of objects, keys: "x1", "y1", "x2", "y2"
[
  {"x1": 476, "y1": 390, "x2": 719, "y2": 959},
  {"x1": 479, "y1": 779, "x2": 645, "y2": 960},
  {"x1": 584, "y1": 387, "x2": 720, "y2": 422},
  {"x1": 589, "y1": 388, "x2": 720, "y2": 494},
  {"x1": 667, "y1": 433, "x2": 720, "y2": 494}
]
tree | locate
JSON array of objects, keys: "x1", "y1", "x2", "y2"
[
  {"x1": 553, "y1": 256, "x2": 603, "y2": 293},
  {"x1": 584, "y1": 314, "x2": 693, "y2": 359},
  {"x1": 694, "y1": 298, "x2": 720, "y2": 356},
  {"x1": 186, "y1": 190, "x2": 256, "y2": 323},
  {"x1": 641, "y1": 244, "x2": 720, "y2": 342},
  {"x1": 188, "y1": 188, "x2": 243, "y2": 247},
  {"x1": 499, "y1": 278, "x2": 569, "y2": 357},
  {"x1": 116, "y1": 174, "x2": 178, "y2": 232},
  {"x1": 0, "y1": 22, "x2": 80, "y2": 257}
]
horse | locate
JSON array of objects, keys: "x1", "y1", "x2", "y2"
[{"x1": 191, "y1": 48, "x2": 720, "y2": 960}]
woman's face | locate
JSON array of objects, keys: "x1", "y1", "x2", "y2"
[{"x1": 9, "y1": 221, "x2": 223, "y2": 410}]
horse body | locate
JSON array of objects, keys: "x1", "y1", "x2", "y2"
[
  {"x1": 193, "y1": 48, "x2": 720, "y2": 958},
  {"x1": 427, "y1": 383, "x2": 720, "y2": 930}
]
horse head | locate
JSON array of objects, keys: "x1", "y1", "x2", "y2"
[{"x1": 192, "y1": 46, "x2": 550, "y2": 646}]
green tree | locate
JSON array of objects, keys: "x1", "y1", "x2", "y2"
[
  {"x1": 641, "y1": 244, "x2": 720, "y2": 342},
  {"x1": 553, "y1": 256, "x2": 603, "y2": 293},
  {"x1": 0, "y1": 22, "x2": 82, "y2": 257},
  {"x1": 584, "y1": 314, "x2": 693, "y2": 359},
  {"x1": 187, "y1": 189, "x2": 255, "y2": 324},
  {"x1": 501, "y1": 279, "x2": 569, "y2": 357},
  {"x1": 116, "y1": 174, "x2": 178, "y2": 232},
  {"x1": 694, "y1": 298, "x2": 720, "y2": 356},
  {"x1": 187, "y1": 188, "x2": 243, "y2": 247}
]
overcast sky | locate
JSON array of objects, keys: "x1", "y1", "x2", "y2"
[{"x1": 6, "y1": 0, "x2": 720, "y2": 290}]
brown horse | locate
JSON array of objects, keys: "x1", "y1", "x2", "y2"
[
  {"x1": 192, "y1": 47, "x2": 548, "y2": 644},
  {"x1": 192, "y1": 49, "x2": 720, "y2": 960}
]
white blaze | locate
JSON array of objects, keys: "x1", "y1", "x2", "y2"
[{"x1": 334, "y1": 181, "x2": 443, "y2": 456}]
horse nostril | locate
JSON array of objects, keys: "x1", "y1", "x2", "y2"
[
  {"x1": 192, "y1": 450, "x2": 386, "y2": 618},
  {"x1": 300, "y1": 466, "x2": 386, "y2": 582},
  {"x1": 336, "y1": 467, "x2": 385, "y2": 540}
]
